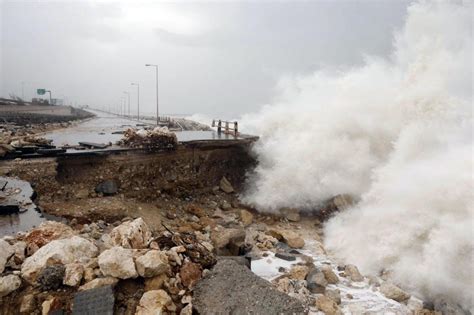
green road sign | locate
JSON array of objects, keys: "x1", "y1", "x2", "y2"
[{"x1": 37, "y1": 89, "x2": 46, "y2": 95}]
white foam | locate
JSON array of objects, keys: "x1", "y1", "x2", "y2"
[{"x1": 243, "y1": 1, "x2": 473, "y2": 311}]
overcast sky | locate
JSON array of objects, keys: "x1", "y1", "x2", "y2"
[{"x1": 1, "y1": 0, "x2": 411, "y2": 117}]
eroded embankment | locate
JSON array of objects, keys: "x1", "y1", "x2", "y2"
[{"x1": 0, "y1": 140, "x2": 255, "y2": 223}]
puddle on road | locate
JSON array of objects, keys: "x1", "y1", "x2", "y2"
[{"x1": 0, "y1": 177, "x2": 62, "y2": 236}]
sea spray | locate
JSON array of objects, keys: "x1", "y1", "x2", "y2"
[{"x1": 242, "y1": 1, "x2": 473, "y2": 310}]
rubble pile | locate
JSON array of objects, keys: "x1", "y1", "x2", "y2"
[
  {"x1": 0, "y1": 217, "x2": 216, "y2": 314},
  {"x1": 0, "y1": 122, "x2": 70, "y2": 158},
  {"x1": 117, "y1": 127, "x2": 178, "y2": 150},
  {"x1": 0, "y1": 172, "x2": 462, "y2": 314}
]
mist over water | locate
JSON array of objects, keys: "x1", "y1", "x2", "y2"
[{"x1": 242, "y1": 1, "x2": 473, "y2": 310}]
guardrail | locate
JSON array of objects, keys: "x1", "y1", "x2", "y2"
[{"x1": 212, "y1": 119, "x2": 239, "y2": 136}]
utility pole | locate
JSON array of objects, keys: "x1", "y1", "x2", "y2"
[
  {"x1": 145, "y1": 64, "x2": 159, "y2": 125},
  {"x1": 131, "y1": 83, "x2": 140, "y2": 121},
  {"x1": 46, "y1": 90, "x2": 52, "y2": 105},
  {"x1": 123, "y1": 91, "x2": 130, "y2": 117}
]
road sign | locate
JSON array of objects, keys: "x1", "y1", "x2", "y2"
[{"x1": 37, "y1": 89, "x2": 46, "y2": 95}]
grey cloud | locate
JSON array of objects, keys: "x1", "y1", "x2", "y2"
[{"x1": 1, "y1": 1, "x2": 411, "y2": 117}]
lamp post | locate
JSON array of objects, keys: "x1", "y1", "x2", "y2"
[
  {"x1": 121, "y1": 97, "x2": 125, "y2": 116},
  {"x1": 131, "y1": 82, "x2": 140, "y2": 121},
  {"x1": 46, "y1": 90, "x2": 52, "y2": 105},
  {"x1": 145, "y1": 64, "x2": 159, "y2": 125},
  {"x1": 123, "y1": 91, "x2": 130, "y2": 118}
]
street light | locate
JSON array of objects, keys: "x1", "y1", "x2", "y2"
[
  {"x1": 121, "y1": 97, "x2": 126, "y2": 116},
  {"x1": 145, "y1": 64, "x2": 159, "y2": 125},
  {"x1": 131, "y1": 82, "x2": 140, "y2": 121},
  {"x1": 46, "y1": 90, "x2": 52, "y2": 105},
  {"x1": 123, "y1": 91, "x2": 130, "y2": 117}
]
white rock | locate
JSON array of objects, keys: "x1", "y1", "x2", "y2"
[
  {"x1": 98, "y1": 246, "x2": 137, "y2": 279},
  {"x1": 107, "y1": 218, "x2": 152, "y2": 249},
  {"x1": 0, "y1": 274, "x2": 21, "y2": 297},
  {"x1": 21, "y1": 236, "x2": 98, "y2": 283},
  {"x1": 63, "y1": 263, "x2": 84, "y2": 286},
  {"x1": 135, "y1": 290, "x2": 175, "y2": 315},
  {"x1": 135, "y1": 250, "x2": 169, "y2": 278},
  {"x1": 0, "y1": 239, "x2": 14, "y2": 273}
]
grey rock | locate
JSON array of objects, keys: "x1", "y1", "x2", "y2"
[
  {"x1": 306, "y1": 268, "x2": 327, "y2": 294},
  {"x1": 38, "y1": 264, "x2": 66, "y2": 290},
  {"x1": 73, "y1": 285, "x2": 115, "y2": 315},
  {"x1": 95, "y1": 180, "x2": 118, "y2": 196},
  {"x1": 275, "y1": 252, "x2": 296, "y2": 261},
  {"x1": 193, "y1": 259, "x2": 305, "y2": 315}
]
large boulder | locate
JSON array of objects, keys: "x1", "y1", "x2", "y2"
[
  {"x1": 135, "y1": 250, "x2": 168, "y2": 278},
  {"x1": 21, "y1": 236, "x2": 98, "y2": 283},
  {"x1": 193, "y1": 259, "x2": 306, "y2": 314},
  {"x1": 0, "y1": 274, "x2": 21, "y2": 297},
  {"x1": 0, "y1": 239, "x2": 14, "y2": 273},
  {"x1": 107, "y1": 218, "x2": 152, "y2": 249},
  {"x1": 98, "y1": 246, "x2": 137, "y2": 279},
  {"x1": 135, "y1": 290, "x2": 176, "y2": 315}
]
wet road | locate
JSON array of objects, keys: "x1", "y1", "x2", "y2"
[{"x1": 43, "y1": 110, "x2": 239, "y2": 147}]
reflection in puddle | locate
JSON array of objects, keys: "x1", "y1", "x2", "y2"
[{"x1": 0, "y1": 177, "x2": 63, "y2": 236}]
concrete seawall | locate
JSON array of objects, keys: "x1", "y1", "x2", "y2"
[{"x1": 0, "y1": 105, "x2": 94, "y2": 125}]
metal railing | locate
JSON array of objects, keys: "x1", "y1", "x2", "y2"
[{"x1": 212, "y1": 119, "x2": 239, "y2": 136}]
